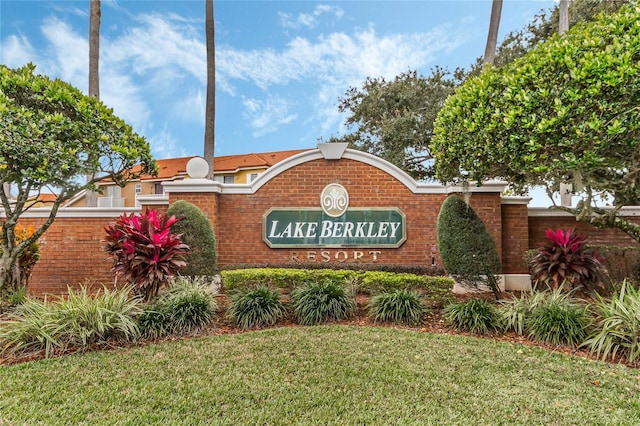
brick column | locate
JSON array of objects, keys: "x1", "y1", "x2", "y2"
[{"x1": 501, "y1": 197, "x2": 531, "y2": 274}]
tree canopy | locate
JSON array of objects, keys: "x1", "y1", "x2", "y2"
[
  {"x1": 322, "y1": 69, "x2": 466, "y2": 180},
  {"x1": 432, "y1": 3, "x2": 640, "y2": 240},
  {"x1": 329, "y1": 1, "x2": 628, "y2": 181},
  {"x1": 0, "y1": 63, "x2": 156, "y2": 290}
]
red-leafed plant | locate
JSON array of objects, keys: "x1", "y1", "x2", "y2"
[
  {"x1": 104, "y1": 209, "x2": 189, "y2": 301},
  {"x1": 530, "y1": 228, "x2": 606, "y2": 292}
]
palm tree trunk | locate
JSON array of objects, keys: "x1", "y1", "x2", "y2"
[
  {"x1": 86, "y1": 0, "x2": 101, "y2": 207},
  {"x1": 204, "y1": 0, "x2": 216, "y2": 180},
  {"x1": 483, "y1": 0, "x2": 503, "y2": 68},
  {"x1": 559, "y1": 0, "x2": 570, "y2": 34}
]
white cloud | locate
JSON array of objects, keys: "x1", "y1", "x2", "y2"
[
  {"x1": 105, "y1": 13, "x2": 205, "y2": 83},
  {"x1": 149, "y1": 127, "x2": 189, "y2": 160},
  {"x1": 217, "y1": 22, "x2": 466, "y2": 139},
  {"x1": 40, "y1": 17, "x2": 88, "y2": 90},
  {"x1": 0, "y1": 34, "x2": 36, "y2": 68},
  {"x1": 242, "y1": 96, "x2": 298, "y2": 137},
  {"x1": 100, "y1": 70, "x2": 151, "y2": 134},
  {"x1": 172, "y1": 90, "x2": 206, "y2": 125},
  {"x1": 279, "y1": 5, "x2": 344, "y2": 30}
]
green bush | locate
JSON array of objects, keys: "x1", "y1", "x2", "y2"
[
  {"x1": 227, "y1": 286, "x2": 286, "y2": 329},
  {"x1": 367, "y1": 290, "x2": 427, "y2": 326},
  {"x1": 290, "y1": 281, "x2": 355, "y2": 326},
  {"x1": 437, "y1": 195, "x2": 502, "y2": 298},
  {"x1": 231, "y1": 263, "x2": 446, "y2": 276},
  {"x1": 584, "y1": 280, "x2": 640, "y2": 364},
  {"x1": 443, "y1": 299, "x2": 503, "y2": 335},
  {"x1": 500, "y1": 289, "x2": 571, "y2": 336},
  {"x1": 527, "y1": 300, "x2": 591, "y2": 347},
  {"x1": 167, "y1": 200, "x2": 217, "y2": 277},
  {"x1": 138, "y1": 277, "x2": 217, "y2": 338},
  {"x1": 0, "y1": 285, "x2": 141, "y2": 357},
  {"x1": 221, "y1": 268, "x2": 454, "y2": 307}
]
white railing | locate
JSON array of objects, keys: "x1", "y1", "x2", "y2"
[{"x1": 97, "y1": 197, "x2": 125, "y2": 208}]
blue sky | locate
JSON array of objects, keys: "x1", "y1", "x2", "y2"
[{"x1": 1, "y1": 0, "x2": 557, "y2": 203}]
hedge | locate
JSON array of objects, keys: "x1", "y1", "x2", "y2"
[{"x1": 221, "y1": 268, "x2": 455, "y2": 308}]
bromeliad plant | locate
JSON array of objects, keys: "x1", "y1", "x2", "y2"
[
  {"x1": 530, "y1": 228, "x2": 606, "y2": 292},
  {"x1": 104, "y1": 209, "x2": 189, "y2": 301}
]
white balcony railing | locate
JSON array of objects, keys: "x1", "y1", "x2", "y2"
[{"x1": 97, "y1": 197, "x2": 125, "y2": 208}]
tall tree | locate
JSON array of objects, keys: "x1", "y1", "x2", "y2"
[
  {"x1": 86, "y1": 0, "x2": 101, "y2": 207},
  {"x1": 89, "y1": 0, "x2": 100, "y2": 99},
  {"x1": 0, "y1": 64, "x2": 156, "y2": 291},
  {"x1": 204, "y1": 0, "x2": 215, "y2": 179},
  {"x1": 483, "y1": 0, "x2": 503, "y2": 67},
  {"x1": 432, "y1": 3, "x2": 640, "y2": 241},
  {"x1": 322, "y1": 69, "x2": 466, "y2": 180}
]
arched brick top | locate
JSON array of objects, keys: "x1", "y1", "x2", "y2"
[
  {"x1": 252, "y1": 148, "x2": 506, "y2": 194},
  {"x1": 161, "y1": 147, "x2": 507, "y2": 195}
]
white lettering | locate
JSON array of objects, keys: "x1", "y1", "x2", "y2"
[
  {"x1": 343, "y1": 222, "x2": 354, "y2": 237},
  {"x1": 306, "y1": 223, "x2": 317, "y2": 238},
  {"x1": 355, "y1": 222, "x2": 367, "y2": 238},
  {"x1": 268, "y1": 220, "x2": 280, "y2": 238},
  {"x1": 390, "y1": 222, "x2": 401, "y2": 238},
  {"x1": 332, "y1": 222, "x2": 345, "y2": 238},
  {"x1": 377, "y1": 222, "x2": 389, "y2": 238},
  {"x1": 280, "y1": 222, "x2": 293, "y2": 238},
  {"x1": 366, "y1": 222, "x2": 376, "y2": 238},
  {"x1": 293, "y1": 222, "x2": 306, "y2": 238},
  {"x1": 320, "y1": 221, "x2": 333, "y2": 238}
]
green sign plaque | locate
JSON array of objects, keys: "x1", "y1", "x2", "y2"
[{"x1": 263, "y1": 208, "x2": 406, "y2": 248}]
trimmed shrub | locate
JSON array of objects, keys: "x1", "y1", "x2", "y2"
[
  {"x1": 227, "y1": 286, "x2": 286, "y2": 329},
  {"x1": 443, "y1": 299, "x2": 504, "y2": 335},
  {"x1": 530, "y1": 228, "x2": 606, "y2": 292},
  {"x1": 167, "y1": 200, "x2": 217, "y2": 277},
  {"x1": 290, "y1": 281, "x2": 355, "y2": 326},
  {"x1": 221, "y1": 268, "x2": 454, "y2": 307},
  {"x1": 138, "y1": 276, "x2": 216, "y2": 338},
  {"x1": 584, "y1": 280, "x2": 640, "y2": 364},
  {"x1": 0, "y1": 285, "x2": 141, "y2": 357},
  {"x1": 367, "y1": 290, "x2": 426, "y2": 325},
  {"x1": 437, "y1": 195, "x2": 502, "y2": 299},
  {"x1": 527, "y1": 299, "x2": 591, "y2": 347},
  {"x1": 228, "y1": 262, "x2": 446, "y2": 276}
]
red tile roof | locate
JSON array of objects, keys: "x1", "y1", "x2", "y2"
[
  {"x1": 126, "y1": 149, "x2": 310, "y2": 181},
  {"x1": 214, "y1": 149, "x2": 309, "y2": 173}
]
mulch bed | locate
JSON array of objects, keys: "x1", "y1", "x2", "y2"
[{"x1": 0, "y1": 292, "x2": 635, "y2": 368}]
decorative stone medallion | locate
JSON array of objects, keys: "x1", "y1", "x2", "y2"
[{"x1": 320, "y1": 183, "x2": 349, "y2": 217}]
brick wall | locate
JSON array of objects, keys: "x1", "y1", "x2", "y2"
[
  {"x1": 168, "y1": 159, "x2": 506, "y2": 272},
  {"x1": 23, "y1": 216, "x2": 116, "y2": 295},
  {"x1": 21, "y1": 151, "x2": 640, "y2": 296},
  {"x1": 528, "y1": 213, "x2": 640, "y2": 249},
  {"x1": 502, "y1": 203, "x2": 530, "y2": 274}
]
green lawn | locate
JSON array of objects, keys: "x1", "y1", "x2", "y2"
[{"x1": 1, "y1": 326, "x2": 639, "y2": 425}]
